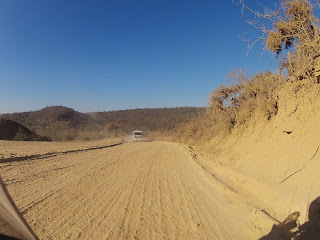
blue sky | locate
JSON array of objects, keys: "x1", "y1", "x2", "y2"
[{"x1": 0, "y1": 0, "x2": 279, "y2": 113}]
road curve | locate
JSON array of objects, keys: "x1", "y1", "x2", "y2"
[{"x1": 0, "y1": 141, "x2": 246, "y2": 240}]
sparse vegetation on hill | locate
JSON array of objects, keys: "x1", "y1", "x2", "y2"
[
  {"x1": 1, "y1": 106, "x2": 100, "y2": 141},
  {"x1": 0, "y1": 106, "x2": 203, "y2": 141},
  {"x1": 1, "y1": 106, "x2": 95, "y2": 128},
  {"x1": 89, "y1": 107, "x2": 203, "y2": 133}
]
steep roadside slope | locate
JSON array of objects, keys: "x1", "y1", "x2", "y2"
[{"x1": 193, "y1": 82, "x2": 320, "y2": 238}]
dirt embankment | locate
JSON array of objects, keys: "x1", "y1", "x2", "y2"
[
  {"x1": 191, "y1": 82, "x2": 320, "y2": 239},
  {"x1": 0, "y1": 119, "x2": 50, "y2": 141}
]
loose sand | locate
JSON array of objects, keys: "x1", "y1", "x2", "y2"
[{"x1": 0, "y1": 141, "x2": 267, "y2": 240}]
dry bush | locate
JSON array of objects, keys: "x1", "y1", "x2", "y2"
[
  {"x1": 105, "y1": 122, "x2": 122, "y2": 137},
  {"x1": 238, "y1": 0, "x2": 320, "y2": 82},
  {"x1": 168, "y1": 69, "x2": 283, "y2": 145},
  {"x1": 168, "y1": 111, "x2": 216, "y2": 145},
  {"x1": 210, "y1": 69, "x2": 282, "y2": 126},
  {"x1": 237, "y1": 71, "x2": 281, "y2": 121},
  {"x1": 266, "y1": 0, "x2": 315, "y2": 55}
]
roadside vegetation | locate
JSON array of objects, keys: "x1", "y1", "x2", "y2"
[{"x1": 166, "y1": 0, "x2": 320, "y2": 145}]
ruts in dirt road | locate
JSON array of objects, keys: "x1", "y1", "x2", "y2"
[{"x1": 0, "y1": 141, "x2": 250, "y2": 240}]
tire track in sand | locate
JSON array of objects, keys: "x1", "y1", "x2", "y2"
[{"x1": 0, "y1": 141, "x2": 248, "y2": 240}]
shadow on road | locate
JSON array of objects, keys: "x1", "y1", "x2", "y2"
[{"x1": 260, "y1": 197, "x2": 320, "y2": 240}]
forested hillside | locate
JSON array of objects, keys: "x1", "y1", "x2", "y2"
[
  {"x1": 88, "y1": 107, "x2": 203, "y2": 133},
  {"x1": 1, "y1": 106, "x2": 203, "y2": 141}
]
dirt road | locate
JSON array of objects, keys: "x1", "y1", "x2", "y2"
[{"x1": 0, "y1": 141, "x2": 253, "y2": 240}]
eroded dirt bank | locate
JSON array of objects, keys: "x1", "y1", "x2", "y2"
[
  {"x1": 0, "y1": 141, "x2": 265, "y2": 240},
  {"x1": 190, "y1": 83, "x2": 320, "y2": 239}
]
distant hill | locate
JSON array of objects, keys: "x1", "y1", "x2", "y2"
[
  {"x1": 0, "y1": 106, "x2": 203, "y2": 141},
  {"x1": 1, "y1": 106, "x2": 95, "y2": 129},
  {"x1": 0, "y1": 106, "x2": 99, "y2": 141},
  {"x1": 88, "y1": 107, "x2": 204, "y2": 133}
]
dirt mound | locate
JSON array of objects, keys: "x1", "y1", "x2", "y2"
[{"x1": 0, "y1": 119, "x2": 50, "y2": 141}]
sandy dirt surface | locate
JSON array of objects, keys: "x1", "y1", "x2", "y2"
[{"x1": 0, "y1": 141, "x2": 264, "y2": 240}]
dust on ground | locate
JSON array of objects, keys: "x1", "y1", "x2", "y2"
[{"x1": 0, "y1": 141, "x2": 259, "y2": 240}]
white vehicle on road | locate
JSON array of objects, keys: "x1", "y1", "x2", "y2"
[{"x1": 133, "y1": 130, "x2": 142, "y2": 141}]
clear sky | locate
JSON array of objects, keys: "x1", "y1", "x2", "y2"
[{"x1": 0, "y1": 0, "x2": 279, "y2": 113}]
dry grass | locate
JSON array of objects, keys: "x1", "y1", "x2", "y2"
[
  {"x1": 164, "y1": 70, "x2": 283, "y2": 146},
  {"x1": 239, "y1": 0, "x2": 320, "y2": 81},
  {"x1": 163, "y1": 0, "x2": 320, "y2": 146}
]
